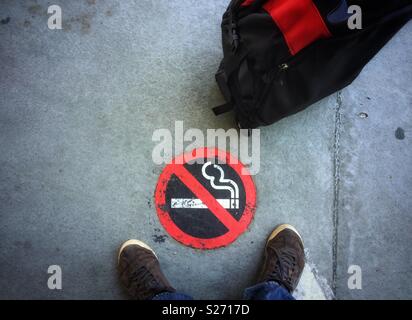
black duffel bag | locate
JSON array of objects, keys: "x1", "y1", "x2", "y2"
[{"x1": 214, "y1": 0, "x2": 412, "y2": 129}]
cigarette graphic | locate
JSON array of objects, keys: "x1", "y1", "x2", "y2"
[
  {"x1": 171, "y1": 198, "x2": 239, "y2": 209},
  {"x1": 171, "y1": 162, "x2": 240, "y2": 210}
]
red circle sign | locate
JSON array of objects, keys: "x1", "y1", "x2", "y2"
[{"x1": 155, "y1": 147, "x2": 256, "y2": 250}]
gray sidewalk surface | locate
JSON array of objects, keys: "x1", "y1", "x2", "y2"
[{"x1": 0, "y1": 0, "x2": 410, "y2": 299}]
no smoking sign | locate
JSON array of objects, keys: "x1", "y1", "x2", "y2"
[{"x1": 155, "y1": 147, "x2": 256, "y2": 249}]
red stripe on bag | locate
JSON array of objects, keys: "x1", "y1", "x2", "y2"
[
  {"x1": 242, "y1": 0, "x2": 331, "y2": 55},
  {"x1": 242, "y1": 0, "x2": 255, "y2": 5}
]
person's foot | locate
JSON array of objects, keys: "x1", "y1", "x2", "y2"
[
  {"x1": 118, "y1": 240, "x2": 175, "y2": 300},
  {"x1": 257, "y1": 224, "x2": 305, "y2": 293}
]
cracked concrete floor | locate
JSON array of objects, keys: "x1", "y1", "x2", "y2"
[{"x1": 0, "y1": 0, "x2": 411, "y2": 299}]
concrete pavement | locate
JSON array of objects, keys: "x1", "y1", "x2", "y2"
[{"x1": 0, "y1": 0, "x2": 410, "y2": 299}]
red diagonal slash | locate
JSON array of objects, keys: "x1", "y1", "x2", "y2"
[{"x1": 171, "y1": 164, "x2": 241, "y2": 233}]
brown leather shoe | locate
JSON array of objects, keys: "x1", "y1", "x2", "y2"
[
  {"x1": 118, "y1": 240, "x2": 175, "y2": 300},
  {"x1": 257, "y1": 224, "x2": 305, "y2": 293}
]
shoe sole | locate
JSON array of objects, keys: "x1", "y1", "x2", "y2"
[
  {"x1": 118, "y1": 239, "x2": 158, "y2": 264},
  {"x1": 267, "y1": 224, "x2": 304, "y2": 245}
]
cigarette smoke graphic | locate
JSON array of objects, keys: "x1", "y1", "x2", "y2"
[{"x1": 201, "y1": 162, "x2": 239, "y2": 207}]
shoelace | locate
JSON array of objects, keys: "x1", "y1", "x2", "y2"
[
  {"x1": 129, "y1": 266, "x2": 159, "y2": 297},
  {"x1": 270, "y1": 247, "x2": 297, "y2": 289}
]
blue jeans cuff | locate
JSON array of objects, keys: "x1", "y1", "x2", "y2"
[
  {"x1": 152, "y1": 291, "x2": 194, "y2": 300},
  {"x1": 243, "y1": 281, "x2": 295, "y2": 300}
]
